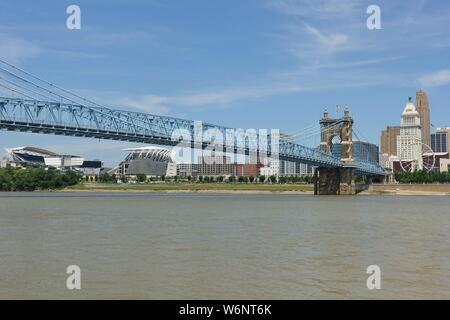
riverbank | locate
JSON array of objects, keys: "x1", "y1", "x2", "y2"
[
  {"x1": 64, "y1": 183, "x2": 314, "y2": 194},
  {"x1": 361, "y1": 184, "x2": 450, "y2": 196},
  {"x1": 62, "y1": 183, "x2": 450, "y2": 196}
]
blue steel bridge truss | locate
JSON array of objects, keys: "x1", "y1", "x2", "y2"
[{"x1": 0, "y1": 96, "x2": 385, "y2": 176}]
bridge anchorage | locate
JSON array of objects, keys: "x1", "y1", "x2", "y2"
[{"x1": 314, "y1": 107, "x2": 371, "y2": 195}]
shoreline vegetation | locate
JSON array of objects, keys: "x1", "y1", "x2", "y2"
[
  {"x1": 0, "y1": 167, "x2": 81, "y2": 191},
  {"x1": 65, "y1": 183, "x2": 315, "y2": 194},
  {"x1": 0, "y1": 168, "x2": 449, "y2": 195}
]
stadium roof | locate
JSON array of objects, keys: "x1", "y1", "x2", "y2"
[
  {"x1": 5, "y1": 146, "x2": 59, "y2": 157},
  {"x1": 123, "y1": 146, "x2": 173, "y2": 162}
]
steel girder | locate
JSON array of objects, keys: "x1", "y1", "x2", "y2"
[{"x1": 0, "y1": 97, "x2": 385, "y2": 176}]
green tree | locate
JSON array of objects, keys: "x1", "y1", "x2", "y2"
[
  {"x1": 0, "y1": 168, "x2": 82, "y2": 191},
  {"x1": 99, "y1": 172, "x2": 117, "y2": 183},
  {"x1": 394, "y1": 170, "x2": 450, "y2": 184},
  {"x1": 136, "y1": 174, "x2": 147, "y2": 183}
]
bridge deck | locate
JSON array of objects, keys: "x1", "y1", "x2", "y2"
[{"x1": 0, "y1": 97, "x2": 385, "y2": 176}]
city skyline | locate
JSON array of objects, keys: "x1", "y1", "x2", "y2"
[
  {"x1": 2, "y1": 1, "x2": 450, "y2": 302},
  {"x1": 1, "y1": 0, "x2": 450, "y2": 166},
  {"x1": 380, "y1": 90, "x2": 431, "y2": 156}
]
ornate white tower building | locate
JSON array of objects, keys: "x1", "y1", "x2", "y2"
[{"x1": 397, "y1": 97, "x2": 423, "y2": 171}]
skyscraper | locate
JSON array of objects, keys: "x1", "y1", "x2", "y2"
[
  {"x1": 380, "y1": 126, "x2": 400, "y2": 156},
  {"x1": 416, "y1": 90, "x2": 431, "y2": 148},
  {"x1": 431, "y1": 128, "x2": 450, "y2": 153},
  {"x1": 397, "y1": 98, "x2": 423, "y2": 171}
]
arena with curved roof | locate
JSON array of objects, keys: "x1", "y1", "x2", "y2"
[{"x1": 116, "y1": 146, "x2": 177, "y2": 177}]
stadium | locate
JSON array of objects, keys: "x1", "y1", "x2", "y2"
[{"x1": 1, "y1": 146, "x2": 102, "y2": 175}]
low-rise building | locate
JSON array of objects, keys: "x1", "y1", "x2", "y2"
[
  {"x1": 439, "y1": 158, "x2": 450, "y2": 173},
  {"x1": 423, "y1": 152, "x2": 449, "y2": 173},
  {"x1": 259, "y1": 158, "x2": 314, "y2": 177},
  {"x1": 235, "y1": 163, "x2": 263, "y2": 177}
]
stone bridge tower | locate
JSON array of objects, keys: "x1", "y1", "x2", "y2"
[{"x1": 314, "y1": 107, "x2": 356, "y2": 195}]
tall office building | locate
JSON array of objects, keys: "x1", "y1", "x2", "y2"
[
  {"x1": 397, "y1": 98, "x2": 423, "y2": 171},
  {"x1": 431, "y1": 128, "x2": 450, "y2": 153},
  {"x1": 416, "y1": 90, "x2": 431, "y2": 148},
  {"x1": 380, "y1": 126, "x2": 400, "y2": 156}
]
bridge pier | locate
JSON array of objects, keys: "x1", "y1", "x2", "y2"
[
  {"x1": 314, "y1": 167, "x2": 356, "y2": 195},
  {"x1": 314, "y1": 107, "x2": 358, "y2": 195}
]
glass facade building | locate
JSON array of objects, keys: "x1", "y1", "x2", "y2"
[
  {"x1": 431, "y1": 132, "x2": 448, "y2": 153},
  {"x1": 332, "y1": 141, "x2": 379, "y2": 164}
]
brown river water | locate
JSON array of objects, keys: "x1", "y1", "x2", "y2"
[{"x1": 0, "y1": 192, "x2": 449, "y2": 299}]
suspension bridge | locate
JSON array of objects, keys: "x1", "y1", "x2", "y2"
[{"x1": 0, "y1": 59, "x2": 385, "y2": 194}]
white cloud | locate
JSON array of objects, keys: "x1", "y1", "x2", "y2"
[
  {"x1": 114, "y1": 88, "x2": 278, "y2": 114},
  {"x1": 111, "y1": 78, "x2": 387, "y2": 115},
  {"x1": 419, "y1": 70, "x2": 450, "y2": 87},
  {"x1": 304, "y1": 24, "x2": 349, "y2": 54},
  {"x1": 116, "y1": 95, "x2": 172, "y2": 115},
  {"x1": 0, "y1": 33, "x2": 42, "y2": 64},
  {"x1": 115, "y1": 85, "x2": 315, "y2": 114},
  {"x1": 266, "y1": 0, "x2": 450, "y2": 94},
  {"x1": 267, "y1": 1, "x2": 360, "y2": 68}
]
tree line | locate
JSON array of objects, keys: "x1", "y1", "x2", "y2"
[
  {"x1": 97, "y1": 172, "x2": 315, "y2": 184},
  {"x1": 395, "y1": 170, "x2": 450, "y2": 184},
  {"x1": 0, "y1": 167, "x2": 82, "y2": 191},
  {"x1": 99, "y1": 171, "x2": 450, "y2": 185}
]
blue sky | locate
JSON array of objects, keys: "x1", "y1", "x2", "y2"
[{"x1": 0, "y1": 0, "x2": 449, "y2": 166}]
